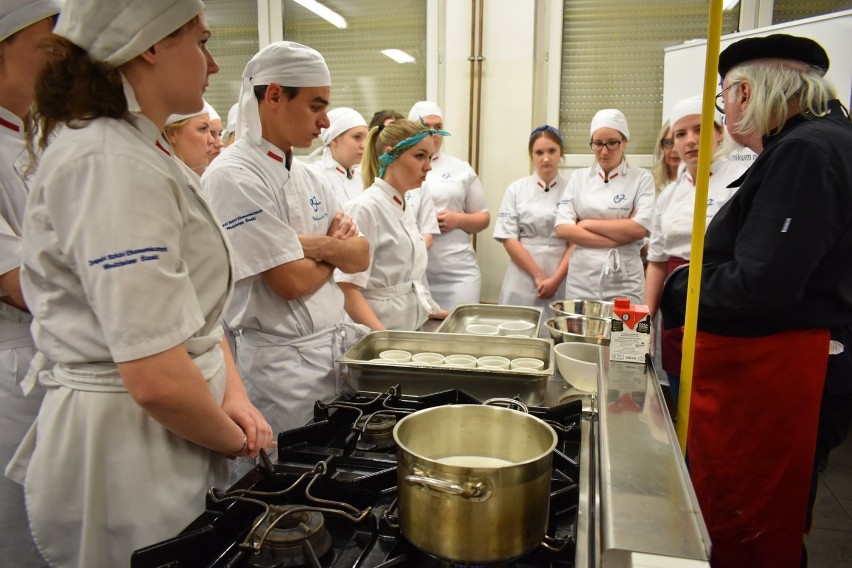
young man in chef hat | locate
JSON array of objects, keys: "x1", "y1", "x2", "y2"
[
  {"x1": 202, "y1": 42, "x2": 370, "y2": 438},
  {"x1": 0, "y1": 1, "x2": 61, "y2": 565}
]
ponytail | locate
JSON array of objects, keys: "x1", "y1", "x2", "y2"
[{"x1": 35, "y1": 37, "x2": 127, "y2": 150}]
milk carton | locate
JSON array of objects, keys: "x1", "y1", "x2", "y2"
[{"x1": 609, "y1": 297, "x2": 651, "y2": 363}]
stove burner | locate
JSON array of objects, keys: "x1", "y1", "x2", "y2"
[
  {"x1": 131, "y1": 389, "x2": 584, "y2": 568},
  {"x1": 356, "y1": 413, "x2": 397, "y2": 449},
  {"x1": 249, "y1": 505, "x2": 333, "y2": 568}
]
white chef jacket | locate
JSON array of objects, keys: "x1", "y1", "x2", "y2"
[
  {"x1": 493, "y1": 174, "x2": 567, "y2": 313},
  {"x1": 203, "y1": 137, "x2": 347, "y2": 339},
  {"x1": 405, "y1": 186, "x2": 440, "y2": 236},
  {"x1": 308, "y1": 151, "x2": 363, "y2": 205},
  {"x1": 336, "y1": 179, "x2": 436, "y2": 331},
  {"x1": 202, "y1": 138, "x2": 367, "y2": 434},
  {"x1": 9, "y1": 108, "x2": 232, "y2": 567},
  {"x1": 422, "y1": 152, "x2": 488, "y2": 309},
  {"x1": 646, "y1": 156, "x2": 748, "y2": 263},
  {"x1": 555, "y1": 160, "x2": 655, "y2": 303},
  {"x1": 0, "y1": 106, "x2": 47, "y2": 567}
]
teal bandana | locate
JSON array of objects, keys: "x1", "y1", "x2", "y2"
[{"x1": 378, "y1": 125, "x2": 450, "y2": 178}]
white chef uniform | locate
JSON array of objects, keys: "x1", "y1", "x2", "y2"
[
  {"x1": 422, "y1": 152, "x2": 488, "y2": 309},
  {"x1": 493, "y1": 173, "x2": 568, "y2": 315},
  {"x1": 202, "y1": 137, "x2": 367, "y2": 434},
  {"x1": 0, "y1": 105, "x2": 46, "y2": 567},
  {"x1": 308, "y1": 151, "x2": 363, "y2": 205},
  {"x1": 405, "y1": 186, "x2": 440, "y2": 237},
  {"x1": 555, "y1": 160, "x2": 655, "y2": 303},
  {"x1": 646, "y1": 156, "x2": 747, "y2": 263},
  {"x1": 336, "y1": 180, "x2": 437, "y2": 331},
  {"x1": 6, "y1": 103, "x2": 232, "y2": 568}
]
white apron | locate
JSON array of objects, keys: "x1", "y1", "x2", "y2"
[
  {"x1": 426, "y1": 229, "x2": 481, "y2": 309},
  {"x1": 498, "y1": 236, "x2": 566, "y2": 318},
  {"x1": 6, "y1": 347, "x2": 228, "y2": 568},
  {"x1": 565, "y1": 243, "x2": 645, "y2": 303},
  {"x1": 0, "y1": 303, "x2": 45, "y2": 567},
  {"x1": 361, "y1": 280, "x2": 437, "y2": 332},
  {"x1": 237, "y1": 322, "x2": 368, "y2": 434}
]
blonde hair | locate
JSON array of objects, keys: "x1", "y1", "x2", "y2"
[
  {"x1": 651, "y1": 120, "x2": 673, "y2": 192},
  {"x1": 361, "y1": 119, "x2": 427, "y2": 188},
  {"x1": 725, "y1": 59, "x2": 836, "y2": 138},
  {"x1": 163, "y1": 117, "x2": 192, "y2": 138}
]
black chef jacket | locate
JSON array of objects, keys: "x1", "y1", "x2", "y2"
[{"x1": 661, "y1": 99, "x2": 852, "y2": 339}]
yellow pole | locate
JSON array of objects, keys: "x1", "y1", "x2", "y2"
[{"x1": 675, "y1": 0, "x2": 725, "y2": 454}]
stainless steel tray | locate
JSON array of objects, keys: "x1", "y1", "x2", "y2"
[
  {"x1": 339, "y1": 331, "x2": 554, "y2": 405},
  {"x1": 436, "y1": 303, "x2": 544, "y2": 338}
]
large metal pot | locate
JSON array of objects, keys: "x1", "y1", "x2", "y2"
[{"x1": 393, "y1": 401, "x2": 558, "y2": 564}]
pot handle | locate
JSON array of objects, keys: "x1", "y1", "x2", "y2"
[
  {"x1": 404, "y1": 474, "x2": 489, "y2": 499},
  {"x1": 482, "y1": 398, "x2": 529, "y2": 414}
]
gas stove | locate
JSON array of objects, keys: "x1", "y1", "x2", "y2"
[{"x1": 132, "y1": 386, "x2": 586, "y2": 568}]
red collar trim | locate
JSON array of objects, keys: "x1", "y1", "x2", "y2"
[
  {"x1": 155, "y1": 140, "x2": 171, "y2": 156},
  {"x1": 267, "y1": 150, "x2": 284, "y2": 163},
  {"x1": 537, "y1": 180, "x2": 558, "y2": 190},
  {"x1": 0, "y1": 116, "x2": 21, "y2": 133},
  {"x1": 393, "y1": 195, "x2": 403, "y2": 206},
  {"x1": 598, "y1": 171, "x2": 619, "y2": 182},
  {"x1": 335, "y1": 166, "x2": 346, "y2": 175}
]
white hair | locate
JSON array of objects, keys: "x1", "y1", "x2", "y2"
[{"x1": 725, "y1": 58, "x2": 836, "y2": 138}]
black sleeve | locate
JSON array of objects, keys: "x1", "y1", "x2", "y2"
[{"x1": 661, "y1": 138, "x2": 849, "y2": 329}]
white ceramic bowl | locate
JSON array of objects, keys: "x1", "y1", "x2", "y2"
[
  {"x1": 412, "y1": 352, "x2": 444, "y2": 365},
  {"x1": 379, "y1": 349, "x2": 412, "y2": 363},
  {"x1": 465, "y1": 323, "x2": 500, "y2": 336},
  {"x1": 444, "y1": 354, "x2": 478, "y2": 368},
  {"x1": 476, "y1": 355, "x2": 511, "y2": 370},
  {"x1": 497, "y1": 321, "x2": 536, "y2": 336},
  {"x1": 510, "y1": 357, "x2": 545, "y2": 371},
  {"x1": 553, "y1": 342, "x2": 600, "y2": 392}
]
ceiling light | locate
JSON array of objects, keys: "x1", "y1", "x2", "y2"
[
  {"x1": 381, "y1": 49, "x2": 416, "y2": 64},
  {"x1": 291, "y1": 0, "x2": 347, "y2": 29}
]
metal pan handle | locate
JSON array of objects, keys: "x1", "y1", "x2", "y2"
[
  {"x1": 482, "y1": 398, "x2": 529, "y2": 413},
  {"x1": 404, "y1": 474, "x2": 489, "y2": 499}
]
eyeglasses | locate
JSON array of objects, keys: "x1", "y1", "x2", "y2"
[
  {"x1": 590, "y1": 140, "x2": 622, "y2": 152},
  {"x1": 660, "y1": 138, "x2": 674, "y2": 149},
  {"x1": 715, "y1": 82, "x2": 740, "y2": 114}
]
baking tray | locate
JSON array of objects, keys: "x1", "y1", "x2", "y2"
[
  {"x1": 338, "y1": 331, "x2": 554, "y2": 405},
  {"x1": 435, "y1": 303, "x2": 544, "y2": 338}
]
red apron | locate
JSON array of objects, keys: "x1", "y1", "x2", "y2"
[
  {"x1": 660, "y1": 257, "x2": 689, "y2": 374},
  {"x1": 687, "y1": 329, "x2": 829, "y2": 568}
]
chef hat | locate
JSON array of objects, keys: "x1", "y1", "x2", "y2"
[
  {"x1": 236, "y1": 41, "x2": 330, "y2": 145},
  {"x1": 590, "y1": 109, "x2": 630, "y2": 140},
  {"x1": 0, "y1": 0, "x2": 61, "y2": 42},
  {"x1": 408, "y1": 101, "x2": 443, "y2": 122},
  {"x1": 54, "y1": 0, "x2": 203, "y2": 66},
  {"x1": 207, "y1": 104, "x2": 220, "y2": 122},
  {"x1": 719, "y1": 34, "x2": 829, "y2": 79},
  {"x1": 669, "y1": 96, "x2": 722, "y2": 130},
  {"x1": 165, "y1": 99, "x2": 215, "y2": 127},
  {"x1": 320, "y1": 107, "x2": 367, "y2": 146},
  {"x1": 221, "y1": 102, "x2": 238, "y2": 141}
]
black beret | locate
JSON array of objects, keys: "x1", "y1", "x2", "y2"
[{"x1": 718, "y1": 34, "x2": 829, "y2": 78}]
